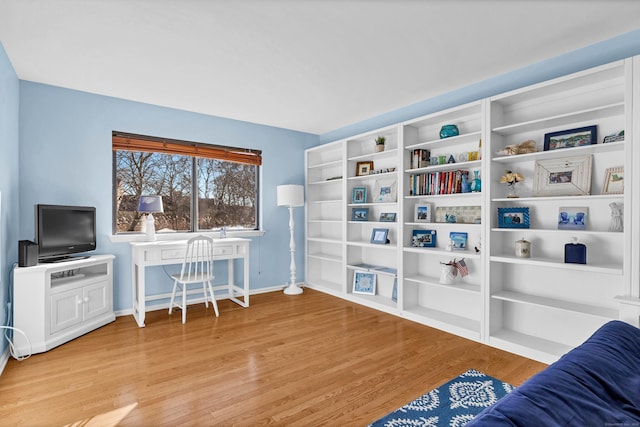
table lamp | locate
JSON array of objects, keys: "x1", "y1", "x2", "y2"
[
  {"x1": 138, "y1": 195, "x2": 164, "y2": 241},
  {"x1": 277, "y1": 184, "x2": 304, "y2": 295}
]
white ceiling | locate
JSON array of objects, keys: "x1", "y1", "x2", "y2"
[{"x1": 1, "y1": 1, "x2": 640, "y2": 135}]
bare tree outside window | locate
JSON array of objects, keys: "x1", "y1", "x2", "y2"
[
  {"x1": 114, "y1": 149, "x2": 258, "y2": 234},
  {"x1": 197, "y1": 159, "x2": 257, "y2": 230}
]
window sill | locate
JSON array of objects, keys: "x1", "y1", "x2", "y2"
[{"x1": 109, "y1": 229, "x2": 265, "y2": 244}]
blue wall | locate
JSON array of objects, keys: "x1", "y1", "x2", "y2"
[
  {"x1": 320, "y1": 29, "x2": 640, "y2": 143},
  {"x1": 18, "y1": 82, "x2": 318, "y2": 312},
  {"x1": 0, "y1": 42, "x2": 20, "y2": 356}
]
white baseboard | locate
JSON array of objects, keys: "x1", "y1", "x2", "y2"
[
  {"x1": 114, "y1": 284, "x2": 298, "y2": 317},
  {"x1": 0, "y1": 346, "x2": 10, "y2": 377}
]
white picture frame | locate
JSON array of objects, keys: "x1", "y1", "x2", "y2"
[
  {"x1": 414, "y1": 203, "x2": 432, "y2": 223},
  {"x1": 533, "y1": 155, "x2": 593, "y2": 197},
  {"x1": 373, "y1": 178, "x2": 397, "y2": 203},
  {"x1": 602, "y1": 166, "x2": 624, "y2": 195},
  {"x1": 352, "y1": 271, "x2": 377, "y2": 295}
]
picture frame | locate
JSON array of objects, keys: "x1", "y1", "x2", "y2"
[
  {"x1": 352, "y1": 187, "x2": 367, "y2": 204},
  {"x1": 370, "y1": 228, "x2": 389, "y2": 244},
  {"x1": 602, "y1": 166, "x2": 624, "y2": 195},
  {"x1": 351, "y1": 207, "x2": 369, "y2": 221},
  {"x1": 356, "y1": 161, "x2": 374, "y2": 176},
  {"x1": 449, "y1": 232, "x2": 468, "y2": 250},
  {"x1": 533, "y1": 155, "x2": 592, "y2": 197},
  {"x1": 544, "y1": 125, "x2": 597, "y2": 151},
  {"x1": 352, "y1": 271, "x2": 376, "y2": 295},
  {"x1": 373, "y1": 178, "x2": 397, "y2": 203},
  {"x1": 498, "y1": 207, "x2": 530, "y2": 229},
  {"x1": 379, "y1": 212, "x2": 397, "y2": 222},
  {"x1": 411, "y1": 229, "x2": 437, "y2": 248},
  {"x1": 435, "y1": 206, "x2": 482, "y2": 224},
  {"x1": 414, "y1": 203, "x2": 432, "y2": 223},
  {"x1": 558, "y1": 207, "x2": 588, "y2": 230}
]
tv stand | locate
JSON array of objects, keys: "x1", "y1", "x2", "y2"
[{"x1": 13, "y1": 255, "x2": 115, "y2": 357}]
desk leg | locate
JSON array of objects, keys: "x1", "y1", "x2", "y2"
[
  {"x1": 244, "y1": 252, "x2": 249, "y2": 306},
  {"x1": 132, "y1": 260, "x2": 146, "y2": 327},
  {"x1": 227, "y1": 259, "x2": 234, "y2": 303}
]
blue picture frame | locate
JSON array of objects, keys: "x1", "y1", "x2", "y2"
[
  {"x1": 371, "y1": 228, "x2": 389, "y2": 244},
  {"x1": 352, "y1": 187, "x2": 367, "y2": 204},
  {"x1": 411, "y1": 229, "x2": 437, "y2": 247},
  {"x1": 544, "y1": 125, "x2": 597, "y2": 151},
  {"x1": 351, "y1": 207, "x2": 369, "y2": 221},
  {"x1": 449, "y1": 232, "x2": 468, "y2": 250},
  {"x1": 498, "y1": 207, "x2": 530, "y2": 229}
]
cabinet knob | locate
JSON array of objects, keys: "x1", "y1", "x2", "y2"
[{"x1": 84, "y1": 297, "x2": 90, "y2": 303}]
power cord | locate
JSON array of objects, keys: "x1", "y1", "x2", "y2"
[{"x1": 2, "y1": 263, "x2": 32, "y2": 361}]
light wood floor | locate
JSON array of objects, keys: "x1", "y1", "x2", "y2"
[{"x1": 0, "y1": 289, "x2": 546, "y2": 426}]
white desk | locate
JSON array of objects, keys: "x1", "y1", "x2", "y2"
[{"x1": 130, "y1": 238, "x2": 250, "y2": 327}]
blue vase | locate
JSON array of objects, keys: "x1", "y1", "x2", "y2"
[
  {"x1": 461, "y1": 174, "x2": 471, "y2": 193},
  {"x1": 471, "y1": 170, "x2": 481, "y2": 192},
  {"x1": 439, "y1": 124, "x2": 459, "y2": 139}
]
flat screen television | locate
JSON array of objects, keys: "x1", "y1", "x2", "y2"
[{"x1": 36, "y1": 204, "x2": 97, "y2": 262}]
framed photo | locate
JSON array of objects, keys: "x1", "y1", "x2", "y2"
[
  {"x1": 544, "y1": 125, "x2": 597, "y2": 151},
  {"x1": 356, "y1": 161, "x2": 374, "y2": 176},
  {"x1": 379, "y1": 212, "x2": 397, "y2": 222},
  {"x1": 411, "y1": 229, "x2": 437, "y2": 248},
  {"x1": 558, "y1": 207, "x2": 588, "y2": 230},
  {"x1": 414, "y1": 203, "x2": 432, "y2": 223},
  {"x1": 352, "y1": 187, "x2": 367, "y2": 204},
  {"x1": 351, "y1": 207, "x2": 369, "y2": 221},
  {"x1": 373, "y1": 178, "x2": 397, "y2": 203},
  {"x1": 435, "y1": 206, "x2": 481, "y2": 224},
  {"x1": 602, "y1": 167, "x2": 624, "y2": 195},
  {"x1": 370, "y1": 228, "x2": 389, "y2": 244},
  {"x1": 498, "y1": 207, "x2": 530, "y2": 229},
  {"x1": 449, "y1": 232, "x2": 468, "y2": 250},
  {"x1": 353, "y1": 271, "x2": 376, "y2": 295},
  {"x1": 533, "y1": 155, "x2": 592, "y2": 197}
]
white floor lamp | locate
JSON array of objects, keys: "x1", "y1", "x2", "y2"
[{"x1": 277, "y1": 184, "x2": 304, "y2": 295}]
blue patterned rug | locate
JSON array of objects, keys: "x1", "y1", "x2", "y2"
[{"x1": 368, "y1": 369, "x2": 514, "y2": 427}]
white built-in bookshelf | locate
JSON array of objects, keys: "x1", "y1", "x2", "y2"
[{"x1": 305, "y1": 56, "x2": 640, "y2": 364}]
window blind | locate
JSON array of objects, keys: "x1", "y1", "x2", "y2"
[{"x1": 112, "y1": 132, "x2": 262, "y2": 166}]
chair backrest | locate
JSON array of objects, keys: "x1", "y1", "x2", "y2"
[{"x1": 179, "y1": 235, "x2": 215, "y2": 281}]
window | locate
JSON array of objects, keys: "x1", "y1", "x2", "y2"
[{"x1": 113, "y1": 132, "x2": 261, "y2": 234}]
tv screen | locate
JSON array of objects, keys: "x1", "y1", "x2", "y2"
[{"x1": 36, "y1": 204, "x2": 97, "y2": 261}]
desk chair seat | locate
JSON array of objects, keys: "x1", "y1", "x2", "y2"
[{"x1": 169, "y1": 235, "x2": 219, "y2": 323}]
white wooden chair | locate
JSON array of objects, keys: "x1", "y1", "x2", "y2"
[{"x1": 169, "y1": 235, "x2": 219, "y2": 323}]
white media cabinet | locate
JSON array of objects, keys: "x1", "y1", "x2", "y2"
[{"x1": 13, "y1": 254, "x2": 115, "y2": 357}]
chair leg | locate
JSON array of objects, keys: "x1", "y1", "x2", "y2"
[
  {"x1": 169, "y1": 279, "x2": 178, "y2": 314},
  {"x1": 202, "y1": 282, "x2": 209, "y2": 308},
  {"x1": 182, "y1": 283, "x2": 187, "y2": 324},
  {"x1": 207, "y1": 281, "x2": 219, "y2": 317}
]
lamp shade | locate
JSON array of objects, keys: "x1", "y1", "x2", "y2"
[
  {"x1": 277, "y1": 185, "x2": 304, "y2": 207},
  {"x1": 138, "y1": 195, "x2": 164, "y2": 213}
]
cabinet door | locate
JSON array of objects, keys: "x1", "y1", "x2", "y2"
[
  {"x1": 50, "y1": 289, "x2": 83, "y2": 334},
  {"x1": 83, "y1": 280, "x2": 110, "y2": 321}
]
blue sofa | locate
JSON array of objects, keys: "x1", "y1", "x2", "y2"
[{"x1": 467, "y1": 320, "x2": 640, "y2": 426}]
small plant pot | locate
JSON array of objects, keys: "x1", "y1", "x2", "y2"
[{"x1": 375, "y1": 144, "x2": 385, "y2": 152}]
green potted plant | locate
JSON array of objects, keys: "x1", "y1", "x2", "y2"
[{"x1": 374, "y1": 135, "x2": 386, "y2": 152}]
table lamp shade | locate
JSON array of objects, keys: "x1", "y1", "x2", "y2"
[
  {"x1": 277, "y1": 185, "x2": 304, "y2": 207},
  {"x1": 138, "y1": 195, "x2": 164, "y2": 213}
]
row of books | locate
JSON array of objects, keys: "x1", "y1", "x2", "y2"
[
  {"x1": 409, "y1": 170, "x2": 470, "y2": 196},
  {"x1": 409, "y1": 149, "x2": 430, "y2": 169}
]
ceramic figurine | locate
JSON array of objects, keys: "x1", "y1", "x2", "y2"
[{"x1": 609, "y1": 202, "x2": 623, "y2": 232}]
